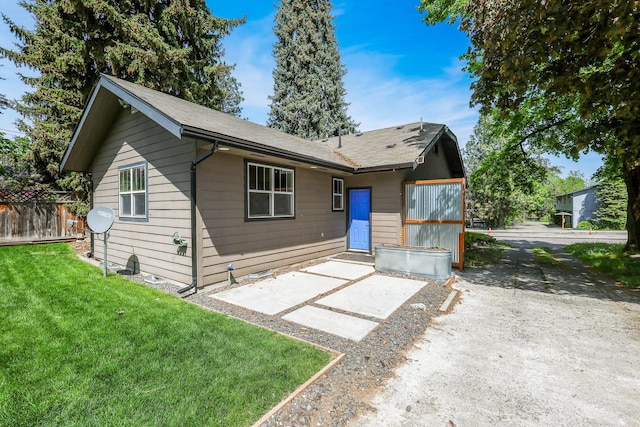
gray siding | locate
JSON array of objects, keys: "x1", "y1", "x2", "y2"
[
  {"x1": 345, "y1": 172, "x2": 402, "y2": 251},
  {"x1": 90, "y1": 110, "x2": 194, "y2": 284},
  {"x1": 197, "y1": 153, "x2": 346, "y2": 285},
  {"x1": 572, "y1": 188, "x2": 598, "y2": 228}
]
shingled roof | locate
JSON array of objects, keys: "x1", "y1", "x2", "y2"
[
  {"x1": 61, "y1": 75, "x2": 464, "y2": 177},
  {"x1": 319, "y1": 122, "x2": 464, "y2": 174}
]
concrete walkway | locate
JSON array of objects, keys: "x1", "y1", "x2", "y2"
[
  {"x1": 352, "y1": 234, "x2": 640, "y2": 426},
  {"x1": 211, "y1": 259, "x2": 430, "y2": 342}
]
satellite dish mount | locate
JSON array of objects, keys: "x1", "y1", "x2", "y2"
[{"x1": 87, "y1": 207, "x2": 115, "y2": 277}]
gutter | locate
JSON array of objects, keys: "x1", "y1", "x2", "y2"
[
  {"x1": 182, "y1": 126, "x2": 353, "y2": 173},
  {"x1": 353, "y1": 163, "x2": 414, "y2": 173},
  {"x1": 177, "y1": 142, "x2": 218, "y2": 295}
]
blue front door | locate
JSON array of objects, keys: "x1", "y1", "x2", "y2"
[{"x1": 349, "y1": 189, "x2": 370, "y2": 251}]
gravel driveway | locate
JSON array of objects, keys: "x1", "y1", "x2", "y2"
[{"x1": 352, "y1": 225, "x2": 640, "y2": 426}]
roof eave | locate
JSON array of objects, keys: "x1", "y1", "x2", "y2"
[
  {"x1": 98, "y1": 75, "x2": 183, "y2": 139},
  {"x1": 60, "y1": 75, "x2": 183, "y2": 172},
  {"x1": 442, "y1": 125, "x2": 467, "y2": 179},
  {"x1": 182, "y1": 126, "x2": 354, "y2": 173}
]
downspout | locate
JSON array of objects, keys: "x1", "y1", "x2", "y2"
[
  {"x1": 88, "y1": 173, "x2": 94, "y2": 257},
  {"x1": 178, "y1": 141, "x2": 218, "y2": 295}
]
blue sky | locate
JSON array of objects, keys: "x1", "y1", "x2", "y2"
[{"x1": 0, "y1": 0, "x2": 602, "y2": 179}]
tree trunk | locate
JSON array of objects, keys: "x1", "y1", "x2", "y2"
[{"x1": 623, "y1": 163, "x2": 640, "y2": 252}]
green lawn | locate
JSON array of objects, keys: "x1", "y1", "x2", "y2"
[
  {"x1": 0, "y1": 243, "x2": 331, "y2": 426},
  {"x1": 565, "y1": 243, "x2": 640, "y2": 289}
]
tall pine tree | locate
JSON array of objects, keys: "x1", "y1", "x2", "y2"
[
  {"x1": 595, "y1": 179, "x2": 627, "y2": 230},
  {"x1": 1, "y1": 0, "x2": 243, "y2": 193},
  {"x1": 0, "y1": 67, "x2": 8, "y2": 111},
  {"x1": 268, "y1": 0, "x2": 357, "y2": 140}
]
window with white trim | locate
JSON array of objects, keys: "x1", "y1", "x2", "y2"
[
  {"x1": 247, "y1": 162, "x2": 294, "y2": 218},
  {"x1": 119, "y1": 162, "x2": 147, "y2": 218},
  {"x1": 332, "y1": 177, "x2": 344, "y2": 211}
]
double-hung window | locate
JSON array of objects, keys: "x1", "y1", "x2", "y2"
[
  {"x1": 247, "y1": 162, "x2": 294, "y2": 219},
  {"x1": 119, "y1": 162, "x2": 147, "y2": 219},
  {"x1": 332, "y1": 177, "x2": 344, "y2": 211}
]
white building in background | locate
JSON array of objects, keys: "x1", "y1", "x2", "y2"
[{"x1": 555, "y1": 185, "x2": 599, "y2": 228}]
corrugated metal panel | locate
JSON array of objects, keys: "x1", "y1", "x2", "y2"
[
  {"x1": 405, "y1": 183, "x2": 463, "y2": 221},
  {"x1": 403, "y1": 179, "x2": 465, "y2": 267},
  {"x1": 404, "y1": 223, "x2": 463, "y2": 264}
]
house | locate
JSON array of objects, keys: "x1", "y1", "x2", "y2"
[
  {"x1": 61, "y1": 75, "x2": 465, "y2": 290},
  {"x1": 555, "y1": 185, "x2": 599, "y2": 228}
]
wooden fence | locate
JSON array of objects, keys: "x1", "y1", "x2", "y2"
[{"x1": 0, "y1": 190, "x2": 86, "y2": 242}]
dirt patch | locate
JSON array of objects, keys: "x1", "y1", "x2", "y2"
[{"x1": 69, "y1": 239, "x2": 91, "y2": 257}]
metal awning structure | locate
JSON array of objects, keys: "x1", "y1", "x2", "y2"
[{"x1": 555, "y1": 212, "x2": 572, "y2": 229}]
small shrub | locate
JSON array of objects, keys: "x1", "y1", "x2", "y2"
[
  {"x1": 464, "y1": 231, "x2": 508, "y2": 268},
  {"x1": 465, "y1": 231, "x2": 496, "y2": 248},
  {"x1": 577, "y1": 220, "x2": 596, "y2": 230}
]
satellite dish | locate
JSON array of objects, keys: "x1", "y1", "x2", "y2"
[
  {"x1": 87, "y1": 207, "x2": 115, "y2": 278},
  {"x1": 87, "y1": 207, "x2": 115, "y2": 233}
]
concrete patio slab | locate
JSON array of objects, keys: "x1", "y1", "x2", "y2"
[
  {"x1": 316, "y1": 275, "x2": 427, "y2": 319},
  {"x1": 210, "y1": 271, "x2": 347, "y2": 316},
  {"x1": 282, "y1": 305, "x2": 379, "y2": 342},
  {"x1": 302, "y1": 260, "x2": 375, "y2": 280}
]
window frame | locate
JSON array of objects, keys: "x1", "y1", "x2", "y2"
[
  {"x1": 332, "y1": 177, "x2": 344, "y2": 211},
  {"x1": 245, "y1": 161, "x2": 295, "y2": 220},
  {"x1": 118, "y1": 161, "x2": 148, "y2": 221}
]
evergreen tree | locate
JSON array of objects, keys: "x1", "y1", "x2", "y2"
[
  {"x1": 0, "y1": 90, "x2": 7, "y2": 111},
  {"x1": 1, "y1": 0, "x2": 243, "y2": 195},
  {"x1": 268, "y1": 0, "x2": 357, "y2": 140},
  {"x1": 594, "y1": 179, "x2": 627, "y2": 230},
  {"x1": 0, "y1": 68, "x2": 8, "y2": 111}
]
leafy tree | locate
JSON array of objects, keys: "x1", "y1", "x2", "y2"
[
  {"x1": 525, "y1": 180, "x2": 554, "y2": 221},
  {"x1": 551, "y1": 171, "x2": 587, "y2": 197},
  {"x1": 464, "y1": 112, "x2": 548, "y2": 227},
  {"x1": 469, "y1": 150, "x2": 527, "y2": 228},
  {"x1": 462, "y1": 113, "x2": 498, "y2": 174},
  {"x1": 1, "y1": 0, "x2": 243, "y2": 203},
  {"x1": 0, "y1": 134, "x2": 29, "y2": 160},
  {"x1": 419, "y1": 0, "x2": 640, "y2": 251},
  {"x1": 0, "y1": 133, "x2": 43, "y2": 192},
  {"x1": 419, "y1": 0, "x2": 468, "y2": 25},
  {"x1": 268, "y1": 0, "x2": 358, "y2": 140}
]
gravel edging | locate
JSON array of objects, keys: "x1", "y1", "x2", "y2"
[{"x1": 75, "y1": 245, "x2": 455, "y2": 426}]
